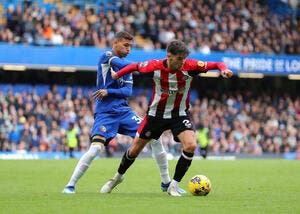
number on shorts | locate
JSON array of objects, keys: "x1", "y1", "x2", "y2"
[
  {"x1": 132, "y1": 115, "x2": 142, "y2": 124},
  {"x1": 183, "y1": 119, "x2": 192, "y2": 128}
]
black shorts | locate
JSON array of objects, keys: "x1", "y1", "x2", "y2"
[{"x1": 138, "y1": 115, "x2": 195, "y2": 141}]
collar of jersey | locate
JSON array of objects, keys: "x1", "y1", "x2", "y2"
[{"x1": 163, "y1": 59, "x2": 178, "y2": 73}]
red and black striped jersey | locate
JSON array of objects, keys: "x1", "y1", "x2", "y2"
[{"x1": 117, "y1": 58, "x2": 227, "y2": 119}]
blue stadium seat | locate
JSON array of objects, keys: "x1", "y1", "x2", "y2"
[
  {"x1": 0, "y1": 84, "x2": 13, "y2": 95},
  {"x1": 13, "y1": 84, "x2": 33, "y2": 94},
  {"x1": 34, "y1": 84, "x2": 50, "y2": 96}
]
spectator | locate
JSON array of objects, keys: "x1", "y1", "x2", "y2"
[
  {"x1": 66, "y1": 121, "x2": 79, "y2": 158},
  {"x1": 0, "y1": 84, "x2": 299, "y2": 157},
  {"x1": 0, "y1": 0, "x2": 298, "y2": 54}
]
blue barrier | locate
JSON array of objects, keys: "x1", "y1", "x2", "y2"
[
  {"x1": 0, "y1": 151, "x2": 97, "y2": 160},
  {"x1": 0, "y1": 44, "x2": 299, "y2": 75}
]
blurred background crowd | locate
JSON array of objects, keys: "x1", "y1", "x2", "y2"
[
  {"x1": 0, "y1": 85, "x2": 299, "y2": 156},
  {"x1": 0, "y1": 0, "x2": 299, "y2": 54}
]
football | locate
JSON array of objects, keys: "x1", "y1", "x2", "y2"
[{"x1": 188, "y1": 174, "x2": 211, "y2": 196}]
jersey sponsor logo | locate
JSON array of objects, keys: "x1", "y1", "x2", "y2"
[
  {"x1": 119, "y1": 77, "x2": 126, "y2": 86},
  {"x1": 197, "y1": 61, "x2": 205, "y2": 68},
  {"x1": 100, "y1": 126, "x2": 107, "y2": 132},
  {"x1": 161, "y1": 88, "x2": 185, "y2": 94}
]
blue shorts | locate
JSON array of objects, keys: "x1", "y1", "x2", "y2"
[{"x1": 91, "y1": 109, "x2": 142, "y2": 145}]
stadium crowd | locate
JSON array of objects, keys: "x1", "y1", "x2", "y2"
[
  {"x1": 0, "y1": 85, "x2": 299, "y2": 157},
  {"x1": 0, "y1": 0, "x2": 299, "y2": 54}
]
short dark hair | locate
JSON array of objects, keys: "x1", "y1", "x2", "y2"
[
  {"x1": 167, "y1": 40, "x2": 190, "y2": 56},
  {"x1": 114, "y1": 31, "x2": 134, "y2": 41}
]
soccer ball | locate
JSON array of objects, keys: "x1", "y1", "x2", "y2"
[{"x1": 188, "y1": 174, "x2": 211, "y2": 196}]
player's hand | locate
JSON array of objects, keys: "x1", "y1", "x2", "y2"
[
  {"x1": 91, "y1": 89, "x2": 108, "y2": 100},
  {"x1": 220, "y1": 69, "x2": 233, "y2": 78},
  {"x1": 111, "y1": 68, "x2": 119, "y2": 80}
]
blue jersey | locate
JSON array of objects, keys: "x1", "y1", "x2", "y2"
[
  {"x1": 91, "y1": 50, "x2": 142, "y2": 144},
  {"x1": 95, "y1": 50, "x2": 133, "y2": 113}
]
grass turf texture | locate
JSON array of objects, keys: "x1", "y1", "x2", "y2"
[{"x1": 0, "y1": 159, "x2": 299, "y2": 214}]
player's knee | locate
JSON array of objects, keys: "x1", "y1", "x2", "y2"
[
  {"x1": 128, "y1": 149, "x2": 138, "y2": 157},
  {"x1": 88, "y1": 135, "x2": 106, "y2": 158},
  {"x1": 183, "y1": 142, "x2": 197, "y2": 153},
  {"x1": 88, "y1": 141, "x2": 104, "y2": 157},
  {"x1": 128, "y1": 144, "x2": 145, "y2": 157},
  {"x1": 129, "y1": 139, "x2": 149, "y2": 157}
]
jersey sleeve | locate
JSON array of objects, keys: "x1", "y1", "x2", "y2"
[
  {"x1": 107, "y1": 76, "x2": 133, "y2": 98},
  {"x1": 101, "y1": 51, "x2": 132, "y2": 70},
  {"x1": 186, "y1": 59, "x2": 208, "y2": 72},
  {"x1": 186, "y1": 59, "x2": 227, "y2": 73},
  {"x1": 110, "y1": 57, "x2": 132, "y2": 69},
  {"x1": 136, "y1": 60, "x2": 159, "y2": 73},
  {"x1": 116, "y1": 59, "x2": 159, "y2": 78}
]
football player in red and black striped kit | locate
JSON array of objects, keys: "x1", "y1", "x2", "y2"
[{"x1": 101, "y1": 39, "x2": 233, "y2": 196}]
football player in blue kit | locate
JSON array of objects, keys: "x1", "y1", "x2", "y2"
[{"x1": 62, "y1": 31, "x2": 185, "y2": 194}]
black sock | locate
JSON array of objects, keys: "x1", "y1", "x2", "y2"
[
  {"x1": 173, "y1": 150, "x2": 194, "y2": 182},
  {"x1": 118, "y1": 150, "x2": 136, "y2": 174}
]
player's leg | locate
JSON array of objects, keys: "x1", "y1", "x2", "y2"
[
  {"x1": 150, "y1": 138, "x2": 187, "y2": 194},
  {"x1": 100, "y1": 137, "x2": 149, "y2": 193},
  {"x1": 62, "y1": 113, "x2": 117, "y2": 194},
  {"x1": 167, "y1": 118, "x2": 197, "y2": 196},
  {"x1": 62, "y1": 137, "x2": 104, "y2": 194},
  {"x1": 118, "y1": 112, "x2": 172, "y2": 191},
  {"x1": 69, "y1": 147, "x2": 74, "y2": 158},
  {"x1": 149, "y1": 138, "x2": 171, "y2": 186},
  {"x1": 200, "y1": 146, "x2": 208, "y2": 158},
  {"x1": 173, "y1": 130, "x2": 197, "y2": 181}
]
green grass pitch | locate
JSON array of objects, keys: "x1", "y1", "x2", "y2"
[{"x1": 0, "y1": 159, "x2": 299, "y2": 214}]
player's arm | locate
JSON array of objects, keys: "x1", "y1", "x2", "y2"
[
  {"x1": 111, "y1": 63, "x2": 138, "y2": 80},
  {"x1": 206, "y1": 62, "x2": 233, "y2": 78},
  {"x1": 92, "y1": 75, "x2": 133, "y2": 99},
  {"x1": 92, "y1": 54, "x2": 133, "y2": 99},
  {"x1": 109, "y1": 56, "x2": 132, "y2": 69},
  {"x1": 111, "y1": 60, "x2": 157, "y2": 80},
  {"x1": 107, "y1": 57, "x2": 134, "y2": 97},
  {"x1": 189, "y1": 59, "x2": 233, "y2": 78},
  {"x1": 107, "y1": 74, "x2": 133, "y2": 97}
]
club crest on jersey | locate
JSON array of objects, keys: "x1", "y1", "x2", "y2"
[
  {"x1": 182, "y1": 75, "x2": 189, "y2": 80},
  {"x1": 197, "y1": 61, "x2": 205, "y2": 68},
  {"x1": 140, "y1": 61, "x2": 148, "y2": 68},
  {"x1": 106, "y1": 51, "x2": 113, "y2": 57},
  {"x1": 100, "y1": 126, "x2": 107, "y2": 132}
]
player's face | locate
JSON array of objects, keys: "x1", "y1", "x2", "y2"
[
  {"x1": 114, "y1": 38, "x2": 133, "y2": 58},
  {"x1": 167, "y1": 53, "x2": 187, "y2": 71}
]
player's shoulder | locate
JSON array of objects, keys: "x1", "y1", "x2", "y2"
[
  {"x1": 102, "y1": 51, "x2": 116, "y2": 59},
  {"x1": 101, "y1": 51, "x2": 118, "y2": 59},
  {"x1": 99, "y1": 51, "x2": 119, "y2": 64},
  {"x1": 105, "y1": 51, "x2": 114, "y2": 57}
]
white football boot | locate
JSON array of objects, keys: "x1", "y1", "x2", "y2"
[
  {"x1": 167, "y1": 180, "x2": 182, "y2": 197},
  {"x1": 100, "y1": 173, "x2": 124, "y2": 193},
  {"x1": 62, "y1": 186, "x2": 75, "y2": 194}
]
